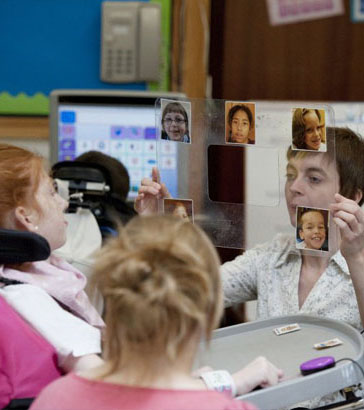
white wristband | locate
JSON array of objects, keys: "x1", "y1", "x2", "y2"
[{"x1": 200, "y1": 370, "x2": 237, "y2": 397}]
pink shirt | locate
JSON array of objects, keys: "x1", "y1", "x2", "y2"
[
  {"x1": 31, "y1": 373, "x2": 256, "y2": 410},
  {"x1": 0, "y1": 296, "x2": 63, "y2": 408}
]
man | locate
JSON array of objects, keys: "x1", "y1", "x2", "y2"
[{"x1": 135, "y1": 127, "x2": 364, "y2": 330}]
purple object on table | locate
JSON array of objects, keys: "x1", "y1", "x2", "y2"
[{"x1": 300, "y1": 356, "x2": 335, "y2": 376}]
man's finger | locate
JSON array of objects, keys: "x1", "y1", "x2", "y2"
[{"x1": 152, "y1": 167, "x2": 161, "y2": 184}]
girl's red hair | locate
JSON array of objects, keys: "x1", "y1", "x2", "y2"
[{"x1": 0, "y1": 144, "x2": 45, "y2": 226}]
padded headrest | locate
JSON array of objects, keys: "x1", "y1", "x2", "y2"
[
  {"x1": 52, "y1": 161, "x2": 111, "y2": 186},
  {"x1": 0, "y1": 229, "x2": 50, "y2": 264}
]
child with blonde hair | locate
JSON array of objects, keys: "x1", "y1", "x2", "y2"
[{"x1": 32, "y1": 215, "x2": 282, "y2": 410}]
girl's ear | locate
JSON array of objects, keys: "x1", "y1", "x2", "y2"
[
  {"x1": 354, "y1": 189, "x2": 363, "y2": 204},
  {"x1": 14, "y1": 206, "x2": 38, "y2": 232}
]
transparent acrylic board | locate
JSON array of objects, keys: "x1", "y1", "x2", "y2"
[{"x1": 156, "y1": 98, "x2": 338, "y2": 254}]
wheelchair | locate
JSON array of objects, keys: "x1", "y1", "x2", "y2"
[
  {"x1": 0, "y1": 229, "x2": 62, "y2": 410},
  {"x1": 51, "y1": 160, "x2": 136, "y2": 238}
]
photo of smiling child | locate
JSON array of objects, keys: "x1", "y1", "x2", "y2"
[
  {"x1": 292, "y1": 108, "x2": 326, "y2": 152},
  {"x1": 225, "y1": 101, "x2": 255, "y2": 145},
  {"x1": 161, "y1": 100, "x2": 191, "y2": 144},
  {"x1": 296, "y1": 207, "x2": 329, "y2": 252},
  {"x1": 163, "y1": 198, "x2": 194, "y2": 223}
]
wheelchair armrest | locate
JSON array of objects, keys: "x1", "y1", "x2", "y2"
[{"x1": 0, "y1": 229, "x2": 50, "y2": 264}]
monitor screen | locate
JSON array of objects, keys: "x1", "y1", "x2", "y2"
[{"x1": 49, "y1": 90, "x2": 184, "y2": 200}]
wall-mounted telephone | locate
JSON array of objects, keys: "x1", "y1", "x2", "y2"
[{"x1": 100, "y1": 1, "x2": 161, "y2": 83}]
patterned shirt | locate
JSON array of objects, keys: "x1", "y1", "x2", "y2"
[{"x1": 222, "y1": 233, "x2": 362, "y2": 330}]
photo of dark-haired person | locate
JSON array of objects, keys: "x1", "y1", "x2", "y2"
[
  {"x1": 160, "y1": 100, "x2": 191, "y2": 144},
  {"x1": 296, "y1": 206, "x2": 329, "y2": 252},
  {"x1": 225, "y1": 102, "x2": 255, "y2": 145},
  {"x1": 163, "y1": 198, "x2": 194, "y2": 223},
  {"x1": 292, "y1": 108, "x2": 326, "y2": 152}
]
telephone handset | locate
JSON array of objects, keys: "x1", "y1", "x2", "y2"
[{"x1": 100, "y1": 1, "x2": 161, "y2": 83}]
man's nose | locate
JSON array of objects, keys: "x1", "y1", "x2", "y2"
[{"x1": 289, "y1": 177, "x2": 304, "y2": 194}]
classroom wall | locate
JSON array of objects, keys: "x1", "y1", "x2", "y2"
[
  {"x1": 0, "y1": 0, "x2": 171, "y2": 115},
  {"x1": 0, "y1": 0, "x2": 171, "y2": 153},
  {"x1": 210, "y1": 0, "x2": 364, "y2": 101}
]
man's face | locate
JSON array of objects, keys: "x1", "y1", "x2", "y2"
[
  {"x1": 299, "y1": 211, "x2": 326, "y2": 250},
  {"x1": 285, "y1": 153, "x2": 339, "y2": 226}
]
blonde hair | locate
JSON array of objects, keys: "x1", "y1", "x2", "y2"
[
  {"x1": 0, "y1": 143, "x2": 45, "y2": 226},
  {"x1": 92, "y1": 215, "x2": 222, "y2": 375}
]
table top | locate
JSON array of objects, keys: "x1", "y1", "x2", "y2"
[{"x1": 195, "y1": 314, "x2": 364, "y2": 409}]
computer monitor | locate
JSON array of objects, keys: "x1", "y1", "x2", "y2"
[{"x1": 49, "y1": 89, "x2": 184, "y2": 200}]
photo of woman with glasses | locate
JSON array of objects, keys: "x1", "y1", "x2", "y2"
[{"x1": 161, "y1": 100, "x2": 191, "y2": 144}]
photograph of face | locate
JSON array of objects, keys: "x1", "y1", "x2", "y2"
[
  {"x1": 163, "y1": 198, "x2": 194, "y2": 222},
  {"x1": 292, "y1": 108, "x2": 326, "y2": 152},
  {"x1": 225, "y1": 101, "x2": 255, "y2": 145},
  {"x1": 161, "y1": 100, "x2": 191, "y2": 144},
  {"x1": 296, "y1": 207, "x2": 329, "y2": 252}
]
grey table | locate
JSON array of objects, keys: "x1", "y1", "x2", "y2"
[{"x1": 195, "y1": 315, "x2": 364, "y2": 409}]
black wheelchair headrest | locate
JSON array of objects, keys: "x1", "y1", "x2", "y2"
[
  {"x1": 0, "y1": 229, "x2": 50, "y2": 264},
  {"x1": 52, "y1": 161, "x2": 112, "y2": 211},
  {"x1": 52, "y1": 160, "x2": 137, "y2": 237},
  {"x1": 52, "y1": 161, "x2": 112, "y2": 189}
]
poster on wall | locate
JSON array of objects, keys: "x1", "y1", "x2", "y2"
[
  {"x1": 351, "y1": 0, "x2": 364, "y2": 22},
  {"x1": 266, "y1": 0, "x2": 344, "y2": 26}
]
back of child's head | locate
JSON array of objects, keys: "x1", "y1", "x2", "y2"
[
  {"x1": 92, "y1": 215, "x2": 222, "y2": 372},
  {"x1": 0, "y1": 143, "x2": 45, "y2": 226},
  {"x1": 76, "y1": 151, "x2": 130, "y2": 202}
]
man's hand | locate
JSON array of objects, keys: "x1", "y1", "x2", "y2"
[
  {"x1": 134, "y1": 167, "x2": 171, "y2": 215},
  {"x1": 331, "y1": 193, "x2": 364, "y2": 259}
]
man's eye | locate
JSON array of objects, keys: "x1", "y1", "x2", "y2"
[
  {"x1": 308, "y1": 176, "x2": 321, "y2": 184},
  {"x1": 286, "y1": 173, "x2": 295, "y2": 181}
]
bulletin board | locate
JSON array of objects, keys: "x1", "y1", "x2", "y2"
[
  {"x1": 0, "y1": 0, "x2": 171, "y2": 115},
  {"x1": 156, "y1": 98, "x2": 339, "y2": 254}
]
